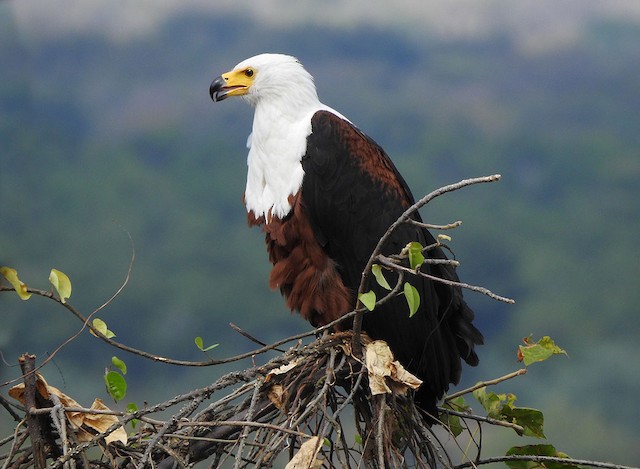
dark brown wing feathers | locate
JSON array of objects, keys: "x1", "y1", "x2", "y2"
[{"x1": 248, "y1": 110, "x2": 483, "y2": 419}]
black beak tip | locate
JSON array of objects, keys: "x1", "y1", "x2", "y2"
[{"x1": 209, "y1": 76, "x2": 226, "y2": 102}]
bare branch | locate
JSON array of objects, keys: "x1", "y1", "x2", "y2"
[
  {"x1": 352, "y1": 174, "x2": 504, "y2": 354},
  {"x1": 445, "y1": 368, "x2": 528, "y2": 401}
]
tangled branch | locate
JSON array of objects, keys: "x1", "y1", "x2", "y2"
[{"x1": 2, "y1": 175, "x2": 632, "y2": 469}]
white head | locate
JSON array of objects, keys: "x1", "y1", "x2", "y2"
[
  {"x1": 209, "y1": 53, "x2": 320, "y2": 109},
  {"x1": 208, "y1": 53, "x2": 343, "y2": 219}
]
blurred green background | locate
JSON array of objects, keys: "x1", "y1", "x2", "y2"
[{"x1": 1, "y1": 1, "x2": 639, "y2": 464}]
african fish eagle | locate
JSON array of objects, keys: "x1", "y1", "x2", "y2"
[{"x1": 209, "y1": 53, "x2": 483, "y2": 419}]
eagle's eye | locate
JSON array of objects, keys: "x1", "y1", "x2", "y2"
[{"x1": 244, "y1": 68, "x2": 254, "y2": 78}]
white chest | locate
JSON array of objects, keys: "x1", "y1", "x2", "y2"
[{"x1": 243, "y1": 112, "x2": 313, "y2": 220}]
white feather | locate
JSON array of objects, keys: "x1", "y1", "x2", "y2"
[{"x1": 232, "y1": 54, "x2": 349, "y2": 220}]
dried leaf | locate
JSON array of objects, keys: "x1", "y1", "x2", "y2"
[
  {"x1": 285, "y1": 436, "x2": 323, "y2": 469},
  {"x1": 49, "y1": 268, "x2": 72, "y2": 303},
  {"x1": 9, "y1": 372, "x2": 81, "y2": 408},
  {"x1": 365, "y1": 341, "x2": 394, "y2": 395},
  {"x1": 268, "y1": 360, "x2": 299, "y2": 376},
  {"x1": 365, "y1": 341, "x2": 422, "y2": 396},
  {"x1": 83, "y1": 399, "x2": 128, "y2": 445},
  {"x1": 267, "y1": 384, "x2": 287, "y2": 410},
  {"x1": 0, "y1": 266, "x2": 32, "y2": 300},
  {"x1": 9, "y1": 373, "x2": 126, "y2": 444},
  {"x1": 390, "y1": 361, "x2": 422, "y2": 394}
]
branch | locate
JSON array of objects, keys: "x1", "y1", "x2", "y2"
[
  {"x1": 18, "y1": 355, "x2": 46, "y2": 469},
  {"x1": 445, "y1": 368, "x2": 528, "y2": 401},
  {"x1": 439, "y1": 407, "x2": 525, "y2": 434},
  {"x1": 456, "y1": 455, "x2": 639, "y2": 469},
  {"x1": 351, "y1": 174, "x2": 503, "y2": 354}
]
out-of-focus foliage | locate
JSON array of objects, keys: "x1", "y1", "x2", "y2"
[{"x1": 1, "y1": 8, "x2": 639, "y2": 464}]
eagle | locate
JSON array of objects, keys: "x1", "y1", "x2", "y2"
[{"x1": 209, "y1": 53, "x2": 483, "y2": 419}]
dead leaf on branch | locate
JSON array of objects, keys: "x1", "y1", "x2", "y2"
[
  {"x1": 285, "y1": 436, "x2": 323, "y2": 469},
  {"x1": 267, "y1": 383, "x2": 288, "y2": 410},
  {"x1": 9, "y1": 372, "x2": 127, "y2": 445},
  {"x1": 364, "y1": 340, "x2": 422, "y2": 396}
]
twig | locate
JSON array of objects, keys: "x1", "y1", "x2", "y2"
[
  {"x1": 377, "y1": 255, "x2": 515, "y2": 304},
  {"x1": 455, "y1": 455, "x2": 640, "y2": 469},
  {"x1": 445, "y1": 369, "x2": 527, "y2": 401},
  {"x1": 233, "y1": 379, "x2": 262, "y2": 469},
  {"x1": 408, "y1": 220, "x2": 463, "y2": 230},
  {"x1": 1, "y1": 423, "x2": 29, "y2": 469},
  {"x1": 375, "y1": 397, "x2": 385, "y2": 468},
  {"x1": 18, "y1": 354, "x2": 46, "y2": 469},
  {"x1": 439, "y1": 407, "x2": 525, "y2": 435},
  {"x1": 229, "y1": 323, "x2": 285, "y2": 352},
  {"x1": 48, "y1": 394, "x2": 69, "y2": 469},
  {"x1": 179, "y1": 421, "x2": 310, "y2": 439},
  {"x1": 352, "y1": 174, "x2": 503, "y2": 354},
  {"x1": 0, "y1": 394, "x2": 23, "y2": 422}
]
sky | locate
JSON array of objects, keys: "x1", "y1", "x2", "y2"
[{"x1": 9, "y1": 0, "x2": 640, "y2": 51}]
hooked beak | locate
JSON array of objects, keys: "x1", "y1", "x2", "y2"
[{"x1": 209, "y1": 75, "x2": 230, "y2": 102}]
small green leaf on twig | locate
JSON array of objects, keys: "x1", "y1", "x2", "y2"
[
  {"x1": 440, "y1": 397, "x2": 469, "y2": 437},
  {"x1": 195, "y1": 336, "x2": 219, "y2": 352},
  {"x1": 406, "y1": 242, "x2": 425, "y2": 270},
  {"x1": 473, "y1": 387, "x2": 545, "y2": 438},
  {"x1": 104, "y1": 370, "x2": 127, "y2": 402},
  {"x1": 126, "y1": 402, "x2": 139, "y2": 429},
  {"x1": 517, "y1": 335, "x2": 567, "y2": 366},
  {"x1": 404, "y1": 283, "x2": 420, "y2": 317},
  {"x1": 505, "y1": 444, "x2": 578, "y2": 469},
  {"x1": 0, "y1": 266, "x2": 32, "y2": 300},
  {"x1": 111, "y1": 356, "x2": 127, "y2": 375},
  {"x1": 91, "y1": 318, "x2": 116, "y2": 338},
  {"x1": 358, "y1": 291, "x2": 377, "y2": 311},
  {"x1": 371, "y1": 264, "x2": 391, "y2": 290},
  {"x1": 49, "y1": 268, "x2": 72, "y2": 303}
]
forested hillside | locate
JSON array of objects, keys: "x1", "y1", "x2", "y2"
[{"x1": 1, "y1": 8, "x2": 639, "y2": 463}]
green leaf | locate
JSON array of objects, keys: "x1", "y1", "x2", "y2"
[
  {"x1": 371, "y1": 264, "x2": 391, "y2": 290},
  {"x1": 195, "y1": 336, "x2": 204, "y2": 350},
  {"x1": 473, "y1": 387, "x2": 545, "y2": 438},
  {"x1": 473, "y1": 386, "x2": 506, "y2": 417},
  {"x1": 445, "y1": 395, "x2": 470, "y2": 412},
  {"x1": 0, "y1": 266, "x2": 32, "y2": 300},
  {"x1": 195, "y1": 336, "x2": 219, "y2": 352},
  {"x1": 518, "y1": 335, "x2": 567, "y2": 366},
  {"x1": 104, "y1": 370, "x2": 127, "y2": 402},
  {"x1": 354, "y1": 434, "x2": 363, "y2": 445},
  {"x1": 505, "y1": 444, "x2": 578, "y2": 469},
  {"x1": 503, "y1": 406, "x2": 546, "y2": 439},
  {"x1": 358, "y1": 291, "x2": 377, "y2": 311},
  {"x1": 111, "y1": 356, "x2": 127, "y2": 375},
  {"x1": 126, "y1": 402, "x2": 139, "y2": 429},
  {"x1": 406, "y1": 242, "x2": 425, "y2": 269},
  {"x1": 49, "y1": 268, "x2": 72, "y2": 304},
  {"x1": 91, "y1": 318, "x2": 116, "y2": 338},
  {"x1": 440, "y1": 412, "x2": 464, "y2": 437},
  {"x1": 440, "y1": 397, "x2": 470, "y2": 437},
  {"x1": 403, "y1": 282, "x2": 420, "y2": 317}
]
